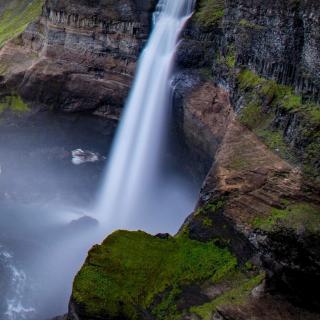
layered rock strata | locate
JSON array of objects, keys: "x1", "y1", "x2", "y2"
[{"x1": 0, "y1": 0, "x2": 156, "y2": 115}]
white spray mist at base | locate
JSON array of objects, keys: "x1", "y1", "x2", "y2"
[
  {"x1": 96, "y1": 0, "x2": 196, "y2": 226},
  {"x1": 0, "y1": 2, "x2": 201, "y2": 319}
]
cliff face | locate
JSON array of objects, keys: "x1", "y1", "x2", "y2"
[
  {"x1": 0, "y1": 0, "x2": 155, "y2": 115},
  {"x1": 0, "y1": 0, "x2": 319, "y2": 319},
  {"x1": 178, "y1": 0, "x2": 320, "y2": 180},
  {"x1": 67, "y1": 0, "x2": 320, "y2": 319}
]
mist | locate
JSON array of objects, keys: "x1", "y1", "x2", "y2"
[{"x1": 0, "y1": 111, "x2": 200, "y2": 319}]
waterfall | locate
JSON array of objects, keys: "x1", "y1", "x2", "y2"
[{"x1": 96, "y1": 0, "x2": 195, "y2": 225}]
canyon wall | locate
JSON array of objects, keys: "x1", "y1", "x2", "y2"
[
  {"x1": 68, "y1": 0, "x2": 320, "y2": 319},
  {"x1": 0, "y1": 0, "x2": 155, "y2": 115},
  {"x1": 0, "y1": 0, "x2": 319, "y2": 319}
]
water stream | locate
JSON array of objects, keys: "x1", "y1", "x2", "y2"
[{"x1": 96, "y1": 0, "x2": 196, "y2": 226}]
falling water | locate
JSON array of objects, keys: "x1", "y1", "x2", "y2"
[{"x1": 96, "y1": 0, "x2": 195, "y2": 224}]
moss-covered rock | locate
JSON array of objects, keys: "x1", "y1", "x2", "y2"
[
  {"x1": 252, "y1": 202, "x2": 320, "y2": 233},
  {"x1": 194, "y1": 0, "x2": 225, "y2": 27},
  {"x1": 236, "y1": 69, "x2": 320, "y2": 180},
  {"x1": 70, "y1": 230, "x2": 263, "y2": 320}
]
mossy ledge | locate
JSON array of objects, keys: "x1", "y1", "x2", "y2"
[
  {"x1": 236, "y1": 69, "x2": 320, "y2": 180},
  {"x1": 194, "y1": 0, "x2": 225, "y2": 27},
  {"x1": 71, "y1": 230, "x2": 261, "y2": 320}
]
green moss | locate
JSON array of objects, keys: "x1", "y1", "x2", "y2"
[
  {"x1": 237, "y1": 69, "x2": 320, "y2": 178},
  {"x1": 190, "y1": 272, "x2": 265, "y2": 320},
  {"x1": 237, "y1": 70, "x2": 320, "y2": 123},
  {"x1": 196, "y1": 198, "x2": 225, "y2": 217},
  {"x1": 73, "y1": 230, "x2": 237, "y2": 319},
  {"x1": 239, "y1": 100, "x2": 264, "y2": 128},
  {"x1": 238, "y1": 69, "x2": 264, "y2": 89},
  {"x1": 255, "y1": 127, "x2": 293, "y2": 159},
  {"x1": 0, "y1": 0, "x2": 44, "y2": 47},
  {"x1": 202, "y1": 217, "x2": 213, "y2": 227},
  {"x1": 306, "y1": 103, "x2": 320, "y2": 123},
  {"x1": 244, "y1": 261, "x2": 255, "y2": 271},
  {"x1": 239, "y1": 19, "x2": 265, "y2": 30},
  {"x1": 0, "y1": 94, "x2": 30, "y2": 114},
  {"x1": 275, "y1": 85, "x2": 302, "y2": 110},
  {"x1": 226, "y1": 51, "x2": 236, "y2": 69},
  {"x1": 252, "y1": 203, "x2": 320, "y2": 232},
  {"x1": 215, "y1": 45, "x2": 237, "y2": 70},
  {"x1": 152, "y1": 288, "x2": 182, "y2": 320},
  {"x1": 195, "y1": 0, "x2": 225, "y2": 27}
]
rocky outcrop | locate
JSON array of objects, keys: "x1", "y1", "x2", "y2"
[
  {"x1": 178, "y1": 0, "x2": 320, "y2": 180},
  {"x1": 182, "y1": 0, "x2": 320, "y2": 100},
  {"x1": 0, "y1": 0, "x2": 316, "y2": 319},
  {"x1": 62, "y1": 0, "x2": 320, "y2": 319},
  {"x1": 67, "y1": 79, "x2": 320, "y2": 319},
  {"x1": 0, "y1": 0, "x2": 156, "y2": 115},
  {"x1": 182, "y1": 98, "x2": 320, "y2": 311}
]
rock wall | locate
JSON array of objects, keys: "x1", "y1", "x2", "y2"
[
  {"x1": 173, "y1": 0, "x2": 320, "y2": 316},
  {"x1": 177, "y1": 0, "x2": 320, "y2": 180},
  {"x1": 0, "y1": 0, "x2": 156, "y2": 114},
  {"x1": 0, "y1": 0, "x2": 318, "y2": 319}
]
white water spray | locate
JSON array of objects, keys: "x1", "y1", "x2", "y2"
[
  {"x1": 0, "y1": 247, "x2": 35, "y2": 320},
  {"x1": 96, "y1": 0, "x2": 195, "y2": 224}
]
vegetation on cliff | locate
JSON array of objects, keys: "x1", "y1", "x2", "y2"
[
  {"x1": 236, "y1": 69, "x2": 320, "y2": 180},
  {"x1": 0, "y1": 94, "x2": 29, "y2": 114},
  {"x1": 72, "y1": 230, "x2": 263, "y2": 319},
  {"x1": 252, "y1": 202, "x2": 320, "y2": 233},
  {"x1": 0, "y1": 0, "x2": 44, "y2": 47},
  {"x1": 195, "y1": 0, "x2": 224, "y2": 27}
]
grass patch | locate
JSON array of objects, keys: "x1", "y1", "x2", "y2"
[
  {"x1": 238, "y1": 69, "x2": 264, "y2": 89},
  {"x1": 237, "y1": 69, "x2": 320, "y2": 177},
  {"x1": 252, "y1": 203, "x2": 320, "y2": 232},
  {"x1": 239, "y1": 19, "x2": 265, "y2": 30},
  {"x1": 195, "y1": 0, "x2": 225, "y2": 27},
  {"x1": 0, "y1": 94, "x2": 30, "y2": 114},
  {"x1": 237, "y1": 69, "x2": 319, "y2": 120},
  {"x1": 255, "y1": 127, "x2": 293, "y2": 159},
  {"x1": 72, "y1": 230, "x2": 237, "y2": 319},
  {"x1": 0, "y1": 0, "x2": 44, "y2": 47},
  {"x1": 194, "y1": 198, "x2": 225, "y2": 218},
  {"x1": 225, "y1": 45, "x2": 237, "y2": 69},
  {"x1": 239, "y1": 100, "x2": 264, "y2": 128},
  {"x1": 190, "y1": 272, "x2": 264, "y2": 320}
]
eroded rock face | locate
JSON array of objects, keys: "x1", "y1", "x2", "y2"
[
  {"x1": 180, "y1": 0, "x2": 320, "y2": 100},
  {"x1": 178, "y1": 0, "x2": 320, "y2": 179},
  {"x1": 67, "y1": 78, "x2": 320, "y2": 319},
  {"x1": 180, "y1": 91, "x2": 320, "y2": 308},
  {"x1": 0, "y1": 0, "x2": 316, "y2": 319},
  {"x1": 0, "y1": 0, "x2": 156, "y2": 114}
]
